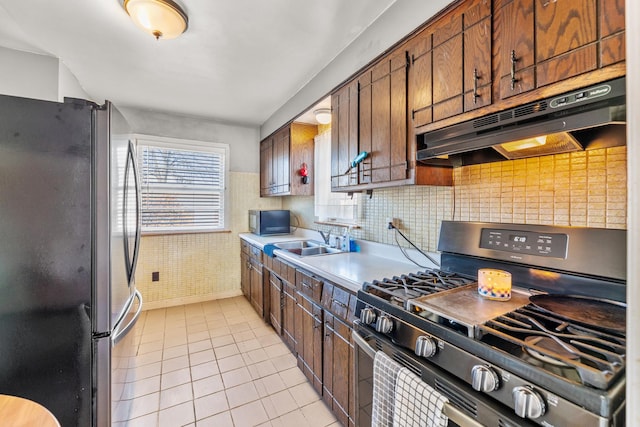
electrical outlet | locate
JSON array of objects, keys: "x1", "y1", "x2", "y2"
[
  {"x1": 386, "y1": 217, "x2": 396, "y2": 229},
  {"x1": 152, "y1": 272, "x2": 160, "y2": 282}
]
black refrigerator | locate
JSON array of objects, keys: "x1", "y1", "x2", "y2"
[{"x1": 0, "y1": 94, "x2": 143, "y2": 426}]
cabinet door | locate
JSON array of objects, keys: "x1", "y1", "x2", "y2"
[
  {"x1": 273, "y1": 128, "x2": 290, "y2": 195},
  {"x1": 535, "y1": 0, "x2": 597, "y2": 87},
  {"x1": 495, "y1": 0, "x2": 535, "y2": 99},
  {"x1": 297, "y1": 293, "x2": 323, "y2": 394},
  {"x1": 408, "y1": 31, "x2": 433, "y2": 128},
  {"x1": 240, "y1": 251, "x2": 250, "y2": 299},
  {"x1": 282, "y1": 279, "x2": 297, "y2": 352},
  {"x1": 360, "y1": 50, "x2": 408, "y2": 184},
  {"x1": 599, "y1": 0, "x2": 625, "y2": 67},
  {"x1": 432, "y1": 14, "x2": 463, "y2": 121},
  {"x1": 323, "y1": 312, "x2": 353, "y2": 426},
  {"x1": 331, "y1": 81, "x2": 359, "y2": 189},
  {"x1": 269, "y1": 273, "x2": 283, "y2": 335},
  {"x1": 260, "y1": 138, "x2": 273, "y2": 196},
  {"x1": 463, "y1": 0, "x2": 492, "y2": 111},
  {"x1": 250, "y1": 259, "x2": 263, "y2": 318}
]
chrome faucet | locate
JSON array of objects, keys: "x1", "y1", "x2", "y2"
[{"x1": 318, "y1": 229, "x2": 331, "y2": 245}]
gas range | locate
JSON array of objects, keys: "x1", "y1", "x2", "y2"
[{"x1": 355, "y1": 221, "x2": 626, "y2": 427}]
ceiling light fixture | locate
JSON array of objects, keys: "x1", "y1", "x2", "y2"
[
  {"x1": 314, "y1": 108, "x2": 332, "y2": 125},
  {"x1": 123, "y1": 0, "x2": 188, "y2": 40}
]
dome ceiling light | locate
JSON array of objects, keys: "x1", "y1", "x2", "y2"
[
  {"x1": 314, "y1": 108, "x2": 332, "y2": 125},
  {"x1": 123, "y1": 0, "x2": 188, "y2": 40}
]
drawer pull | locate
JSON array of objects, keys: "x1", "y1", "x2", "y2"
[{"x1": 332, "y1": 299, "x2": 347, "y2": 309}]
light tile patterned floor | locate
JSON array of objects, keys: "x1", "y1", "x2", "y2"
[{"x1": 114, "y1": 296, "x2": 340, "y2": 427}]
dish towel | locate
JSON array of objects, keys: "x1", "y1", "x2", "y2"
[
  {"x1": 392, "y1": 367, "x2": 449, "y2": 427},
  {"x1": 372, "y1": 351, "x2": 403, "y2": 427}
]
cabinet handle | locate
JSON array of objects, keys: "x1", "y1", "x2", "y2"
[
  {"x1": 302, "y1": 281, "x2": 312, "y2": 289},
  {"x1": 472, "y1": 68, "x2": 479, "y2": 104},
  {"x1": 332, "y1": 298, "x2": 347, "y2": 309},
  {"x1": 510, "y1": 50, "x2": 517, "y2": 91}
]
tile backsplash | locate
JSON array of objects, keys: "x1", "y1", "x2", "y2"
[
  {"x1": 140, "y1": 147, "x2": 626, "y2": 309},
  {"x1": 295, "y1": 146, "x2": 627, "y2": 253}
]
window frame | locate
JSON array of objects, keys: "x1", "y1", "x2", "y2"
[{"x1": 134, "y1": 134, "x2": 230, "y2": 235}]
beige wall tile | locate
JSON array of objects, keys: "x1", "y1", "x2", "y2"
[{"x1": 140, "y1": 148, "x2": 627, "y2": 309}]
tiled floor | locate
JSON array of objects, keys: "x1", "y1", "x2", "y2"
[{"x1": 113, "y1": 296, "x2": 340, "y2": 427}]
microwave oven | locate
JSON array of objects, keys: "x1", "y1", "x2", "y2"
[{"x1": 248, "y1": 210, "x2": 290, "y2": 236}]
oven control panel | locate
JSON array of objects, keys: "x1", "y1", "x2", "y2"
[{"x1": 480, "y1": 228, "x2": 568, "y2": 258}]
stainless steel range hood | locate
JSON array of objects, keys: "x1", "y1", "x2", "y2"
[{"x1": 417, "y1": 77, "x2": 626, "y2": 167}]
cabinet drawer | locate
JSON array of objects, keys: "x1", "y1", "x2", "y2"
[
  {"x1": 296, "y1": 270, "x2": 323, "y2": 302},
  {"x1": 241, "y1": 240, "x2": 250, "y2": 255},
  {"x1": 322, "y1": 281, "x2": 355, "y2": 323},
  {"x1": 249, "y1": 245, "x2": 262, "y2": 263}
]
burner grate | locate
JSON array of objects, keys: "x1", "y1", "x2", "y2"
[
  {"x1": 480, "y1": 305, "x2": 626, "y2": 390},
  {"x1": 363, "y1": 269, "x2": 474, "y2": 308}
]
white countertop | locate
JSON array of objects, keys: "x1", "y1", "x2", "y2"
[{"x1": 239, "y1": 230, "x2": 435, "y2": 293}]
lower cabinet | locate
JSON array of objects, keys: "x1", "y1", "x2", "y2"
[
  {"x1": 249, "y1": 257, "x2": 263, "y2": 318},
  {"x1": 243, "y1": 238, "x2": 357, "y2": 425},
  {"x1": 295, "y1": 292, "x2": 324, "y2": 395},
  {"x1": 323, "y1": 312, "x2": 354, "y2": 427},
  {"x1": 269, "y1": 273, "x2": 283, "y2": 335}
]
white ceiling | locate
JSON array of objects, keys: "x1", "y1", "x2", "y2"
[{"x1": 0, "y1": 0, "x2": 397, "y2": 126}]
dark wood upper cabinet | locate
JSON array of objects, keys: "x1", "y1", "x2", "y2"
[
  {"x1": 599, "y1": 0, "x2": 625, "y2": 67},
  {"x1": 408, "y1": 33, "x2": 433, "y2": 128},
  {"x1": 260, "y1": 123, "x2": 316, "y2": 197},
  {"x1": 359, "y1": 49, "x2": 409, "y2": 184},
  {"x1": 463, "y1": 0, "x2": 492, "y2": 111},
  {"x1": 495, "y1": 0, "x2": 536, "y2": 99},
  {"x1": 534, "y1": 0, "x2": 598, "y2": 87},
  {"x1": 331, "y1": 80, "x2": 359, "y2": 190},
  {"x1": 495, "y1": 0, "x2": 621, "y2": 102}
]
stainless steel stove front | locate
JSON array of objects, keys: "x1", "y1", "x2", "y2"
[{"x1": 355, "y1": 300, "x2": 623, "y2": 427}]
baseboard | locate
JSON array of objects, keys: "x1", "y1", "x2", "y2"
[{"x1": 140, "y1": 289, "x2": 244, "y2": 311}]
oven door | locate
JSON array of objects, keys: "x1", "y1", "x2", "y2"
[{"x1": 353, "y1": 325, "x2": 535, "y2": 427}]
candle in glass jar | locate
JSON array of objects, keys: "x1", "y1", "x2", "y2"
[{"x1": 478, "y1": 268, "x2": 512, "y2": 301}]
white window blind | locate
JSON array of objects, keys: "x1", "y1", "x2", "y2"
[{"x1": 137, "y1": 138, "x2": 228, "y2": 233}]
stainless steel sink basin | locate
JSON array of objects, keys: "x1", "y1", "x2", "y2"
[
  {"x1": 273, "y1": 240, "x2": 342, "y2": 256},
  {"x1": 273, "y1": 240, "x2": 323, "y2": 250}
]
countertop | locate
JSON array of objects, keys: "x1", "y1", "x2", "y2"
[{"x1": 239, "y1": 231, "x2": 430, "y2": 293}]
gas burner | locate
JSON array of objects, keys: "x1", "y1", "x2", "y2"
[
  {"x1": 481, "y1": 305, "x2": 626, "y2": 389},
  {"x1": 362, "y1": 269, "x2": 474, "y2": 308},
  {"x1": 524, "y1": 336, "x2": 580, "y2": 367}
]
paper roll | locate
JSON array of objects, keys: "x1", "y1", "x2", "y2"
[{"x1": 478, "y1": 268, "x2": 512, "y2": 301}]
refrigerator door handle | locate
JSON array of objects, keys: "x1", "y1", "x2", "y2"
[
  {"x1": 129, "y1": 141, "x2": 142, "y2": 282},
  {"x1": 123, "y1": 141, "x2": 142, "y2": 285},
  {"x1": 112, "y1": 290, "x2": 143, "y2": 345}
]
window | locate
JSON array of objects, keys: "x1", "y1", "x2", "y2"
[
  {"x1": 136, "y1": 136, "x2": 229, "y2": 233},
  {"x1": 314, "y1": 130, "x2": 359, "y2": 223}
]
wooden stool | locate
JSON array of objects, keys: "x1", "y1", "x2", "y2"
[{"x1": 0, "y1": 395, "x2": 61, "y2": 427}]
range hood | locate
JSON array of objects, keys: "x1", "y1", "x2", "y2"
[{"x1": 417, "y1": 77, "x2": 626, "y2": 167}]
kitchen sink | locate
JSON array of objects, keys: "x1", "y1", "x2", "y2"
[{"x1": 274, "y1": 240, "x2": 342, "y2": 256}]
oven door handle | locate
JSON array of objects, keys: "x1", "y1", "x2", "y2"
[{"x1": 352, "y1": 329, "x2": 484, "y2": 427}]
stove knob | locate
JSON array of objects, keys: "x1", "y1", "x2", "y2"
[
  {"x1": 376, "y1": 315, "x2": 393, "y2": 334},
  {"x1": 512, "y1": 386, "x2": 546, "y2": 419},
  {"x1": 415, "y1": 336, "x2": 437, "y2": 358},
  {"x1": 471, "y1": 365, "x2": 500, "y2": 392},
  {"x1": 360, "y1": 307, "x2": 377, "y2": 325}
]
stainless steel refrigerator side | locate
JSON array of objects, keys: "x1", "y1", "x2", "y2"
[
  {"x1": 93, "y1": 102, "x2": 111, "y2": 427},
  {"x1": 109, "y1": 105, "x2": 143, "y2": 426}
]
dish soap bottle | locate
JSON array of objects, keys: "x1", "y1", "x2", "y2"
[{"x1": 341, "y1": 228, "x2": 351, "y2": 252}]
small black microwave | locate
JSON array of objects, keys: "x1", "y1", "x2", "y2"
[{"x1": 248, "y1": 210, "x2": 290, "y2": 236}]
